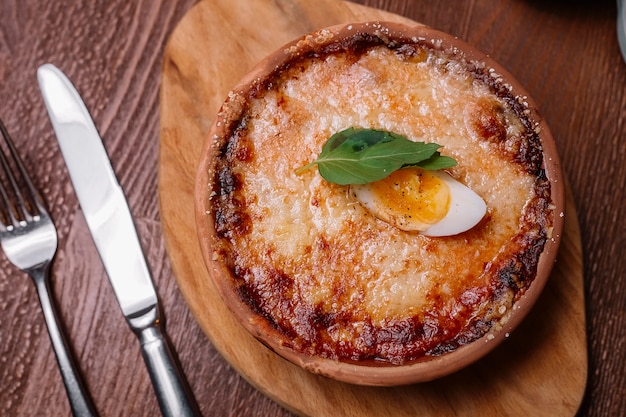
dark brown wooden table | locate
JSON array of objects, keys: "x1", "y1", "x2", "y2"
[{"x1": 0, "y1": 1, "x2": 624, "y2": 416}]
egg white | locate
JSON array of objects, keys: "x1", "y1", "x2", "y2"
[{"x1": 422, "y1": 170, "x2": 487, "y2": 236}]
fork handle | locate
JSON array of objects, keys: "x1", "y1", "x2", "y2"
[{"x1": 30, "y1": 264, "x2": 98, "y2": 417}]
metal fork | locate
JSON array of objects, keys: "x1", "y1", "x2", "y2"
[{"x1": 0, "y1": 119, "x2": 97, "y2": 417}]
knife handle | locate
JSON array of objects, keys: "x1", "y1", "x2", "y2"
[{"x1": 136, "y1": 321, "x2": 202, "y2": 417}]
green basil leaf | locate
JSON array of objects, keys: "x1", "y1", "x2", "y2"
[
  {"x1": 409, "y1": 152, "x2": 458, "y2": 171},
  {"x1": 296, "y1": 128, "x2": 457, "y2": 185}
]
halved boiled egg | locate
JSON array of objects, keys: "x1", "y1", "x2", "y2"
[{"x1": 350, "y1": 168, "x2": 486, "y2": 236}]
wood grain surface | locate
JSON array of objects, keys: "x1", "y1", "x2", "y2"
[
  {"x1": 0, "y1": 1, "x2": 624, "y2": 417},
  {"x1": 159, "y1": 1, "x2": 586, "y2": 416}
]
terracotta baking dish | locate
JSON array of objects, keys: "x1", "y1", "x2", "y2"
[{"x1": 194, "y1": 21, "x2": 565, "y2": 386}]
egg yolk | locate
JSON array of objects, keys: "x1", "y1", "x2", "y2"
[{"x1": 365, "y1": 168, "x2": 450, "y2": 230}]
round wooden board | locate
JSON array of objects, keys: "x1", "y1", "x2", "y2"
[{"x1": 158, "y1": 0, "x2": 587, "y2": 415}]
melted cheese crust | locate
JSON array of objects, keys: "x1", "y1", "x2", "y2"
[{"x1": 208, "y1": 39, "x2": 552, "y2": 364}]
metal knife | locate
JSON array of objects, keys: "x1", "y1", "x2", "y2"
[{"x1": 37, "y1": 63, "x2": 201, "y2": 417}]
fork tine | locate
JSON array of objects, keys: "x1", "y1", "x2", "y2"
[
  {"x1": 0, "y1": 119, "x2": 43, "y2": 228},
  {"x1": 0, "y1": 120, "x2": 21, "y2": 230},
  {"x1": 0, "y1": 176, "x2": 15, "y2": 232}
]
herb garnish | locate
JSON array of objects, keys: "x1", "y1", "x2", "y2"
[{"x1": 295, "y1": 127, "x2": 457, "y2": 185}]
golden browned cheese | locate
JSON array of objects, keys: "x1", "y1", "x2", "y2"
[{"x1": 207, "y1": 29, "x2": 554, "y2": 364}]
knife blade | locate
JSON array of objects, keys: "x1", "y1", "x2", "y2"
[{"x1": 37, "y1": 63, "x2": 201, "y2": 417}]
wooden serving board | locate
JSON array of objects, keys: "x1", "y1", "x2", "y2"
[{"x1": 158, "y1": 0, "x2": 587, "y2": 415}]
